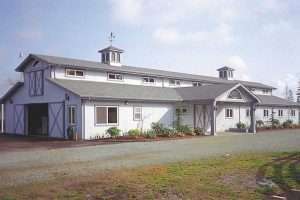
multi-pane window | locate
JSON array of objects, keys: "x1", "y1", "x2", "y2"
[
  {"x1": 169, "y1": 79, "x2": 180, "y2": 86},
  {"x1": 68, "y1": 106, "x2": 76, "y2": 125},
  {"x1": 66, "y1": 69, "x2": 85, "y2": 77},
  {"x1": 108, "y1": 73, "x2": 123, "y2": 80},
  {"x1": 291, "y1": 110, "x2": 296, "y2": 117},
  {"x1": 193, "y1": 82, "x2": 202, "y2": 87},
  {"x1": 133, "y1": 107, "x2": 142, "y2": 121},
  {"x1": 278, "y1": 110, "x2": 283, "y2": 117},
  {"x1": 225, "y1": 108, "x2": 233, "y2": 118},
  {"x1": 143, "y1": 77, "x2": 155, "y2": 84},
  {"x1": 262, "y1": 89, "x2": 270, "y2": 94},
  {"x1": 228, "y1": 90, "x2": 242, "y2": 99},
  {"x1": 95, "y1": 106, "x2": 118, "y2": 125},
  {"x1": 263, "y1": 109, "x2": 269, "y2": 117}
]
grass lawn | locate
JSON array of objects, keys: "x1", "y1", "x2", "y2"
[{"x1": 0, "y1": 152, "x2": 299, "y2": 200}]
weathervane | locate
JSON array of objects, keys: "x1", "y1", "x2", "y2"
[{"x1": 108, "y1": 32, "x2": 116, "y2": 46}]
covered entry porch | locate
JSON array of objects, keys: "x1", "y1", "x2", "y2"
[{"x1": 176, "y1": 83, "x2": 261, "y2": 136}]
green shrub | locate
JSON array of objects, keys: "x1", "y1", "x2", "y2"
[
  {"x1": 106, "y1": 127, "x2": 121, "y2": 138},
  {"x1": 143, "y1": 130, "x2": 157, "y2": 139},
  {"x1": 194, "y1": 127, "x2": 204, "y2": 136},
  {"x1": 271, "y1": 119, "x2": 280, "y2": 128},
  {"x1": 236, "y1": 122, "x2": 246, "y2": 129},
  {"x1": 151, "y1": 122, "x2": 164, "y2": 135},
  {"x1": 176, "y1": 125, "x2": 193, "y2": 134},
  {"x1": 127, "y1": 128, "x2": 141, "y2": 137},
  {"x1": 256, "y1": 120, "x2": 264, "y2": 128},
  {"x1": 282, "y1": 120, "x2": 293, "y2": 128},
  {"x1": 158, "y1": 128, "x2": 177, "y2": 137}
]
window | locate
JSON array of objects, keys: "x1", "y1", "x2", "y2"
[
  {"x1": 66, "y1": 69, "x2": 85, "y2": 77},
  {"x1": 112, "y1": 52, "x2": 116, "y2": 62},
  {"x1": 225, "y1": 108, "x2": 233, "y2": 118},
  {"x1": 108, "y1": 73, "x2": 123, "y2": 80},
  {"x1": 262, "y1": 89, "x2": 270, "y2": 94},
  {"x1": 68, "y1": 106, "x2": 76, "y2": 125},
  {"x1": 101, "y1": 54, "x2": 105, "y2": 63},
  {"x1": 278, "y1": 110, "x2": 283, "y2": 117},
  {"x1": 246, "y1": 109, "x2": 250, "y2": 117},
  {"x1": 228, "y1": 90, "x2": 242, "y2": 99},
  {"x1": 169, "y1": 79, "x2": 180, "y2": 86},
  {"x1": 29, "y1": 70, "x2": 44, "y2": 96},
  {"x1": 263, "y1": 109, "x2": 269, "y2": 117},
  {"x1": 117, "y1": 53, "x2": 120, "y2": 63},
  {"x1": 143, "y1": 77, "x2": 155, "y2": 84},
  {"x1": 95, "y1": 106, "x2": 118, "y2": 125},
  {"x1": 133, "y1": 107, "x2": 142, "y2": 121},
  {"x1": 193, "y1": 82, "x2": 202, "y2": 87},
  {"x1": 291, "y1": 110, "x2": 296, "y2": 117}
]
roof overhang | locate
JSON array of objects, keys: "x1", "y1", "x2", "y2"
[{"x1": 0, "y1": 82, "x2": 24, "y2": 104}]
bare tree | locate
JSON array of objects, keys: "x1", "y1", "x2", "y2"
[
  {"x1": 288, "y1": 89, "x2": 294, "y2": 102},
  {"x1": 297, "y1": 80, "x2": 300, "y2": 103}
]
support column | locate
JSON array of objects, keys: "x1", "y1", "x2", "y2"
[
  {"x1": 249, "y1": 103, "x2": 256, "y2": 134},
  {"x1": 210, "y1": 101, "x2": 217, "y2": 136}
]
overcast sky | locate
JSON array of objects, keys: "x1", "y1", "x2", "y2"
[{"x1": 0, "y1": 0, "x2": 300, "y2": 98}]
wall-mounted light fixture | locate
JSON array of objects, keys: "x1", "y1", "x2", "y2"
[{"x1": 65, "y1": 94, "x2": 70, "y2": 101}]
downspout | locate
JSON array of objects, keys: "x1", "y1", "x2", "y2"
[{"x1": 81, "y1": 99, "x2": 85, "y2": 140}]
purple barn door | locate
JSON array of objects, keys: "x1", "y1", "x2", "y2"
[{"x1": 48, "y1": 102, "x2": 65, "y2": 138}]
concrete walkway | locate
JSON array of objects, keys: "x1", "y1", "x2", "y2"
[{"x1": 0, "y1": 129, "x2": 299, "y2": 187}]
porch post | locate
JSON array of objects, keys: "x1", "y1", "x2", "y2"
[
  {"x1": 1, "y1": 104, "x2": 4, "y2": 133},
  {"x1": 210, "y1": 101, "x2": 217, "y2": 136},
  {"x1": 249, "y1": 103, "x2": 256, "y2": 134}
]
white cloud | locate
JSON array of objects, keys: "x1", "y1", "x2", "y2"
[
  {"x1": 226, "y1": 56, "x2": 250, "y2": 81},
  {"x1": 275, "y1": 73, "x2": 299, "y2": 100},
  {"x1": 153, "y1": 23, "x2": 233, "y2": 46},
  {"x1": 110, "y1": 0, "x2": 143, "y2": 24}
]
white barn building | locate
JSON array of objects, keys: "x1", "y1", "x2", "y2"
[{"x1": 1, "y1": 45, "x2": 299, "y2": 140}]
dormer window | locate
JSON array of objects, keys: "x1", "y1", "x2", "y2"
[
  {"x1": 169, "y1": 79, "x2": 180, "y2": 86},
  {"x1": 66, "y1": 68, "x2": 85, "y2": 78},
  {"x1": 193, "y1": 82, "x2": 202, "y2": 87},
  {"x1": 143, "y1": 77, "x2": 155, "y2": 84},
  {"x1": 108, "y1": 73, "x2": 123, "y2": 81}
]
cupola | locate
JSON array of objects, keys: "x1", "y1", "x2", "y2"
[
  {"x1": 98, "y1": 32, "x2": 124, "y2": 66},
  {"x1": 217, "y1": 66, "x2": 235, "y2": 80},
  {"x1": 98, "y1": 45, "x2": 124, "y2": 66}
]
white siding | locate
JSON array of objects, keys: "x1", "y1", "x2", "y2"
[
  {"x1": 216, "y1": 104, "x2": 251, "y2": 132},
  {"x1": 256, "y1": 107, "x2": 300, "y2": 125},
  {"x1": 83, "y1": 101, "x2": 175, "y2": 139}
]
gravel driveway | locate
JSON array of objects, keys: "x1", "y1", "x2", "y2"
[{"x1": 0, "y1": 130, "x2": 299, "y2": 187}]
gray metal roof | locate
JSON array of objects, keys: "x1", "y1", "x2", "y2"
[
  {"x1": 0, "y1": 82, "x2": 24, "y2": 104},
  {"x1": 217, "y1": 66, "x2": 235, "y2": 71},
  {"x1": 257, "y1": 95, "x2": 300, "y2": 107},
  {"x1": 15, "y1": 54, "x2": 275, "y2": 89},
  {"x1": 98, "y1": 45, "x2": 124, "y2": 53},
  {"x1": 175, "y1": 84, "x2": 237, "y2": 101},
  {"x1": 48, "y1": 79, "x2": 182, "y2": 102}
]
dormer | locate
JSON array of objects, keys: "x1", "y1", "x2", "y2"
[
  {"x1": 98, "y1": 45, "x2": 124, "y2": 67},
  {"x1": 217, "y1": 66, "x2": 235, "y2": 80}
]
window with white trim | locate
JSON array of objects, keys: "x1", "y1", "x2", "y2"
[
  {"x1": 263, "y1": 109, "x2": 269, "y2": 117},
  {"x1": 133, "y1": 107, "x2": 142, "y2": 121},
  {"x1": 108, "y1": 73, "x2": 123, "y2": 80},
  {"x1": 291, "y1": 110, "x2": 296, "y2": 117},
  {"x1": 193, "y1": 82, "x2": 202, "y2": 87},
  {"x1": 143, "y1": 77, "x2": 155, "y2": 84},
  {"x1": 278, "y1": 109, "x2": 283, "y2": 117},
  {"x1": 66, "y1": 68, "x2": 85, "y2": 77},
  {"x1": 169, "y1": 79, "x2": 180, "y2": 86},
  {"x1": 68, "y1": 106, "x2": 76, "y2": 125},
  {"x1": 225, "y1": 108, "x2": 233, "y2": 118},
  {"x1": 95, "y1": 106, "x2": 118, "y2": 125}
]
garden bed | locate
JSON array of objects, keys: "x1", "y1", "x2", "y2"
[
  {"x1": 90, "y1": 135, "x2": 203, "y2": 143},
  {"x1": 257, "y1": 126, "x2": 300, "y2": 132}
]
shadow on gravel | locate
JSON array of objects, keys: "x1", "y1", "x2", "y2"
[{"x1": 256, "y1": 153, "x2": 300, "y2": 199}]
